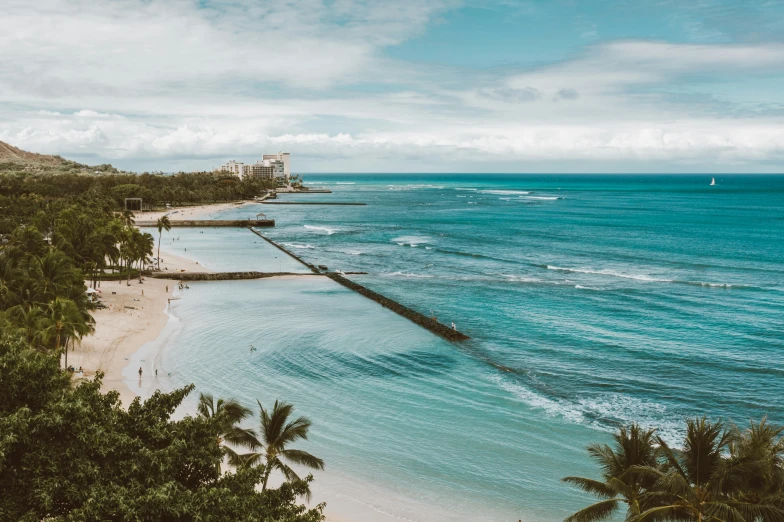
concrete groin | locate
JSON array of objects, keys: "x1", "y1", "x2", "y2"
[
  {"x1": 247, "y1": 228, "x2": 320, "y2": 273},
  {"x1": 246, "y1": 228, "x2": 469, "y2": 342},
  {"x1": 260, "y1": 202, "x2": 366, "y2": 206},
  {"x1": 325, "y1": 273, "x2": 470, "y2": 342},
  {"x1": 136, "y1": 219, "x2": 275, "y2": 227},
  {"x1": 147, "y1": 271, "x2": 321, "y2": 281}
]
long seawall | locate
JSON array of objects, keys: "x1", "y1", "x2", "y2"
[
  {"x1": 247, "y1": 227, "x2": 470, "y2": 342},
  {"x1": 148, "y1": 271, "x2": 321, "y2": 281},
  {"x1": 136, "y1": 219, "x2": 275, "y2": 227},
  {"x1": 325, "y1": 273, "x2": 470, "y2": 342},
  {"x1": 247, "y1": 228, "x2": 320, "y2": 273}
]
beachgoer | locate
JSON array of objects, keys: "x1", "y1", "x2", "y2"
[
  {"x1": 166, "y1": 285, "x2": 168, "y2": 292},
  {"x1": 138, "y1": 367, "x2": 143, "y2": 378},
  {"x1": 155, "y1": 369, "x2": 158, "y2": 377},
  {"x1": 141, "y1": 289, "x2": 144, "y2": 296}
]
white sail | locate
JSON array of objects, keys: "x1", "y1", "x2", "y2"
[{"x1": 710, "y1": 177, "x2": 716, "y2": 186}]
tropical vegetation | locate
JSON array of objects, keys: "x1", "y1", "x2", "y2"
[
  {"x1": 564, "y1": 418, "x2": 784, "y2": 522},
  {"x1": 0, "y1": 148, "x2": 325, "y2": 520}
]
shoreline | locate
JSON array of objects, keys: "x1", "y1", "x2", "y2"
[
  {"x1": 76, "y1": 205, "x2": 357, "y2": 521},
  {"x1": 140, "y1": 201, "x2": 250, "y2": 222},
  {"x1": 71, "y1": 276, "x2": 175, "y2": 406}
]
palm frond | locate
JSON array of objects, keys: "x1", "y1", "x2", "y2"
[
  {"x1": 563, "y1": 477, "x2": 617, "y2": 499},
  {"x1": 564, "y1": 499, "x2": 621, "y2": 522}
]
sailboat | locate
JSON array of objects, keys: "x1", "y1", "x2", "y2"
[{"x1": 710, "y1": 177, "x2": 716, "y2": 186}]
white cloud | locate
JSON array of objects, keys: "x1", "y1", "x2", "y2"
[{"x1": 0, "y1": 1, "x2": 783, "y2": 172}]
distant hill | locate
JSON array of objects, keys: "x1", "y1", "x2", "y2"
[
  {"x1": 0, "y1": 140, "x2": 122, "y2": 174},
  {"x1": 0, "y1": 140, "x2": 68, "y2": 167}
]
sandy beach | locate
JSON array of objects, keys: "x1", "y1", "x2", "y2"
[
  {"x1": 140, "y1": 201, "x2": 249, "y2": 222},
  {"x1": 70, "y1": 276, "x2": 175, "y2": 406}
]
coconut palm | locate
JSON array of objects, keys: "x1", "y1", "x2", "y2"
[
  {"x1": 633, "y1": 418, "x2": 784, "y2": 522},
  {"x1": 38, "y1": 297, "x2": 95, "y2": 368},
  {"x1": 564, "y1": 424, "x2": 659, "y2": 522},
  {"x1": 31, "y1": 250, "x2": 75, "y2": 301},
  {"x1": 121, "y1": 209, "x2": 135, "y2": 227},
  {"x1": 5, "y1": 304, "x2": 45, "y2": 346},
  {"x1": 722, "y1": 419, "x2": 784, "y2": 507},
  {"x1": 196, "y1": 393, "x2": 257, "y2": 466},
  {"x1": 155, "y1": 216, "x2": 171, "y2": 270},
  {"x1": 240, "y1": 400, "x2": 324, "y2": 493}
]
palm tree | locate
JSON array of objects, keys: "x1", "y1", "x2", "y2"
[
  {"x1": 135, "y1": 231, "x2": 154, "y2": 280},
  {"x1": 155, "y1": 216, "x2": 171, "y2": 270},
  {"x1": 564, "y1": 424, "x2": 659, "y2": 522},
  {"x1": 38, "y1": 297, "x2": 95, "y2": 369},
  {"x1": 723, "y1": 419, "x2": 784, "y2": 508},
  {"x1": 240, "y1": 400, "x2": 324, "y2": 493},
  {"x1": 633, "y1": 418, "x2": 784, "y2": 522},
  {"x1": 196, "y1": 393, "x2": 257, "y2": 466},
  {"x1": 5, "y1": 304, "x2": 45, "y2": 346},
  {"x1": 31, "y1": 250, "x2": 75, "y2": 301},
  {"x1": 121, "y1": 209, "x2": 135, "y2": 227}
]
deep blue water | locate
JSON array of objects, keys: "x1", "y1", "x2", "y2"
[{"x1": 146, "y1": 175, "x2": 784, "y2": 522}]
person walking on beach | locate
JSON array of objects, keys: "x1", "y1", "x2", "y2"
[{"x1": 138, "y1": 367, "x2": 143, "y2": 378}]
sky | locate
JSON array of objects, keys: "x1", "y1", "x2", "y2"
[{"x1": 1, "y1": 0, "x2": 784, "y2": 173}]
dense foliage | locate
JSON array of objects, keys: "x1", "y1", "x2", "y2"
[
  {"x1": 565, "y1": 419, "x2": 784, "y2": 522},
  {"x1": 0, "y1": 158, "x2": 325, "y2": 519},
  {"x1": 0, "y1": 160, "x2": 276, "y2": 221},
  {"x1": 0, "y1": 337, "x2": 324, "y2": 521}
]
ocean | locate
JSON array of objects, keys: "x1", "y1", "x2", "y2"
[{"x1": 142, "y1": 174, "x2": 784, "y2": 521}]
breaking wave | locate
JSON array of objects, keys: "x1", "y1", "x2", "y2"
[
  {"x1": 303, "y1": 225, "x2": 338, "y2": 235},
  {"x1": 392, "y1": 235, "x2": 431, "y2": 247}
]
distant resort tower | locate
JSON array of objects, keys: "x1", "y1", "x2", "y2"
[{"x1": 214, "y1": 152, "x2": 291, "y2": 187}]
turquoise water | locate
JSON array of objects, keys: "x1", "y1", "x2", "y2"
[{"x1": 156, "y1": 175, "x2": 784, "y2": 521}]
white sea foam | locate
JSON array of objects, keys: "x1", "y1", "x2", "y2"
[
  {"x1": 282, "y1": 242, "x2": 315, "y2": 250},
  {"x1": 343, "y1": 250, "x2": 363, "y2": 255},
  {"x1": 547, "y1": 265, "x2": 673, "y2": 283},
  {"x1": 455, "y1": 187, "x2": 478, "y2": 191},
  {"x1": 304, "y1": 225, "x2": 337, "y2": 235},
  {"x1": 392, "y1": 235, "x2": 431, "y2": 247},
  {"x1": 456, "y1": 195, "x2": 467, "y2": 198},
  {"x1": 385, "y1": 271, "x2": 434, "y2": 278},
  {"x1": 480, "y1": 190, "x2": 531, "y2": 195},
  {"x1": 520, "y1": 196, "x2": 560, "y2": 200},
  {"x1": 336, "y1": 182, "x2": 356, "y2": 185},
  {"x1": 575, "y1": 285, "x2": 603, "y2": 290},
  {"x1": 492, "y1": 375, "x2": 683, "y2": 445}
]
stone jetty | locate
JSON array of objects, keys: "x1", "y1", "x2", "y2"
[
  {"x1": 136, "y1": 219, "x2": 274, "y2": 227},
  {"x1": 325, "y1": 273, "x2": 470, "y2": 342},
  {"x1": 247, "y1": 228, "x2": 470, "y2": 342}
]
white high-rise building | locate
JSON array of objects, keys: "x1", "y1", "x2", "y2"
[
  {"x1": 262, "y1": 152, "x2": 290, "y2": 184},
  {"x1": 215, "y1": 153, "x2": 291, "y2": 186}
]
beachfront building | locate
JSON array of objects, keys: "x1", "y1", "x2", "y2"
[
  {"x1": 215, "y1": 152, "x2": 291, "y2": 186},
  {"x1": 214, "y1": 160, "x2": 245, "y2": 178}
]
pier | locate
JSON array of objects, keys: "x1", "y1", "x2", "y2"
[
  {"x1": 136, "y1": 219, "x2": 275, "y2": 227},
  {"x1": 246, "y1": 228, "x2": 470, "y2": 342}
]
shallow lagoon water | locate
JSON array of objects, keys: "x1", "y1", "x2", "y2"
[{"x1": 154, "y1": 175, "x2": 784, "y2": 521}]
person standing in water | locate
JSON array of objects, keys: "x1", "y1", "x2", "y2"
[{"x1": 138, "y1": 367, "x2": 143, "y2": 378}]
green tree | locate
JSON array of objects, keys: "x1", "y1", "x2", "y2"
[
  {"x1": 241, "y1": 400, "x2": 325, "y2": 494},
  {"x1": 197, "y1": 393, "x2": 257, "y2": 467},
  {"x1": 0, "y1": 336, "x2": 325, "y2": 521},
  {"x1": 156, "y1": 215, "x2": 171, "y2": 270},
  {"x1": 633, "y1": 418, "x2": 784, "y2": 522},
  {"x1": 38, "y1": 297, "x2": 95, "y2": 368},
  {"x1": 564, "y1": 424, "x2": 659, "y2": 522}
]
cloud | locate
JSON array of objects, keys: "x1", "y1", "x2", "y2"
[{"x1": 1, "y1": 2, "x2": 783, "y2": 172}]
